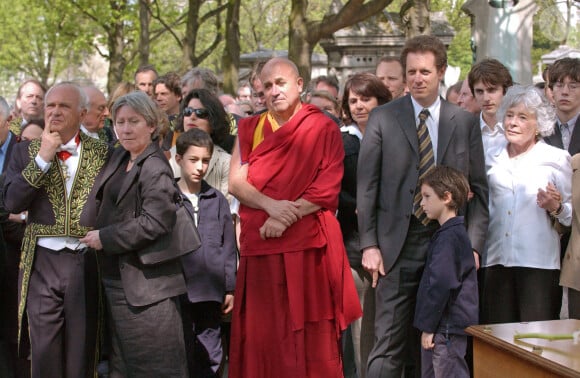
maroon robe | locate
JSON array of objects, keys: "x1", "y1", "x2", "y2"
[{"x1": 229, "y1": 104, "x2": 362, "y2": 377}]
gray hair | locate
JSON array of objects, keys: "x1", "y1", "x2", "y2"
[
  {"x1": 0, "y1": 96, "x2": 10, "y2": 122},
  {"x1": 45, "y1": 82, "x2": 89, "y2": 112},
  {"x1": 181, "y1": 68, "x2": 219, "y2": 96},
  {"x1": 111, "y1": 91, "x2": 163, "y2": 139},
  {"x1": 497, "y1": 84, "x2": 556, "y2": 137}
]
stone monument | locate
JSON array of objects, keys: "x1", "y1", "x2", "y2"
[{"x1": 462, "y1": 0, "x2": 538, "y2": 85}]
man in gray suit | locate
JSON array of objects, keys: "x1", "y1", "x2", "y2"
[{"x1": 357, "y1": 35, "x2": 489, "y2": 377}]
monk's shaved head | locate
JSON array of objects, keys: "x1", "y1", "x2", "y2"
[
  {"x1": 259, "y1": 57, "x2": 304, "y2": 123},
  {"x1": 260, "y1": 57, "x2": 300, "y2": 81}
]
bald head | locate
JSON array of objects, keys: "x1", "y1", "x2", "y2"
[
  {"x1": 259, "y1": 58, "x2": 304, "y2": 123},
  {"x1": 82, "y1": 86, "x2": 110, "y2": 132}
]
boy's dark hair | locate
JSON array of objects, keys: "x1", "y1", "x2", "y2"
[
  {"x1": 176, "y1": 128, "x2": 214, "y2": 157},
  {"x1": 549, "y1": 58, "x2": 580, "y2": 89},
  {"x1": 467, "y1": 58, "x2": 513, "y2": 95},
  {"x1": 420, "y1": 166, "x2": 470, "y2": 211}
]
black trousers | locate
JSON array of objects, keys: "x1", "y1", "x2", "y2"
[
  {"x1": 27, "y1": 245, "x2": 98, "y2": 378},
  {"x1": 366, "y1": 218, "x2": 437, "y2": 378},
  {"x1": 483, "y1": 265, "x2": 561, "y2": 323},
  {"x1": 568, "y1": 287, "x2": 580, "y2": 319}
]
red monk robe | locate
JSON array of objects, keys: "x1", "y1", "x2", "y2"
[{"x1": 229, "y1": 104, "x2": 362, "y2": 378}]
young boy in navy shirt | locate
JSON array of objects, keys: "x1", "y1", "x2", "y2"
[
  {"x1": 414, "y1": 166, "x2": 478, "y2": 378},
  {"x1": 176, "y1": 128, "x2": 237, "y2": 377}
]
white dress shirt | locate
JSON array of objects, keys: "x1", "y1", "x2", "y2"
[
  {"x1": 484, "y1": 141, "x2": 572, "y2": 270},
  {"x1": 480, "y1": 113, "x2": 507, "y2": 161}
]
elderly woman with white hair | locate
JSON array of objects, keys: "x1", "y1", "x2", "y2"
[{"x1": 482, "y1": 84, "x2": 572, "y2": 324}]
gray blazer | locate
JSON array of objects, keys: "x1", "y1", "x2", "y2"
[
  {"x1": 96, "y1": 142, "x2": 186, "y2": 307},
  {"x1": 357, "y1": 95, "x2": 489, "y2": 273}
]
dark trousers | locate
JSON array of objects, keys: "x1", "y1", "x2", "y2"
[
  {"x1": 27, "y1": 246, "x2": 98, "y2": 378},
  {"x1": 366, "y1": 218, "x2": 437, "y2": 378},
  {"x1": 103, "y1": 279, "x2": 188, "y2": 378},
  {"x1": 421, "y1": 334, "x2": 469, "y2": 378},
  {"x1": 483, "y1": 265, "x2": 561, "y2": 323},
  {"x1": 569, "y1": 288, "x2": 580, "y2": 319},
  {"x1": 181, "y1": 299, "x2": 223, "y2": 378}
]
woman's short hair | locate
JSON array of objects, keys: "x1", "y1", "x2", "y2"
[
  {"x1": 497, "y1": 84, "x2": 556, "y2": 138},
  {"x1": 108, "y1": 81, "x2": 136, "y2": 110},
  {"x1": 179, "y1": 88, "x2": 230, "y2": 147},
  {"x1": 341, "y1": 72, "x2": 392, "y2": 124},
  {"x1": 111, "y1": 91, "x2": 163, "y2": 139}
]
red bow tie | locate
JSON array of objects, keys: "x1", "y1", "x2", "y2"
[{"x1": 57, "y1": 134, "x2": 80, "y2": 161}]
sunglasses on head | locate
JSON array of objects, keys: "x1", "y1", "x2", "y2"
[{"x1": 183, "y1": 107, "x2": 209, "y2": 119}]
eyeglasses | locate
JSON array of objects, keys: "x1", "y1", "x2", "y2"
[
  {"x1": 183, "y1": 107, "x2": 210, "y2": 119},
  {"x1": 553, "y1": 81, "x2": 580, "y2": 91}
]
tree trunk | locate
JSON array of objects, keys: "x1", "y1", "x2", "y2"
[
  {"x1": 138, "y1": 0, "x2": 151, "y2": 66},
  {"x1": 182, "y1": 0, "x2": 202, "y2": 71},
  {"x1": 107, "y1": 1, "x2": 127, "y2": 93},
  {"x1": 287, "y1": 0, "x2": 394, "y2": 88},
  {"x1": 222, "y1": 0, "x2": 241, "y2": 95},
  {"x1": 289, "y1": 0, "x2": 312, "y2": 84}
]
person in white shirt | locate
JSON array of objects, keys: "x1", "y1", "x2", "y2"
[
  {"x1": 467, "y1": 58, "x2": 514, "y2": 159},
  {"x1": 483, "y1": 85, "x2": 571, "y2": 324}
]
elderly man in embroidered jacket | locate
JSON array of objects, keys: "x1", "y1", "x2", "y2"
[{"x1": 3, "y1": 82, "x2": 109, "y2": 378}]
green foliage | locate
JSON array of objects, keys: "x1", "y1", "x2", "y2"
[
  {"x1": 239, "y1": 0, "x2": 291, "y2": 52},
  {"x1": 0, "y1": 0, "x2": 93, "y2": 92},
  {"x1": 1, "y1": 0, "x2": 573, "y2": 95}
]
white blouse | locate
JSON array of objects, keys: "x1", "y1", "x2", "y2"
[{"x1": 484, "y1": 141, "x2": 572, "y2": 270}]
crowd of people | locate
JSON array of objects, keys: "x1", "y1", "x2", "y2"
[{"x1": 0, "y1": 33, "x2": 578, "y2": 378}]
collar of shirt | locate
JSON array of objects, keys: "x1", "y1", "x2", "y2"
[
  {"x1": 81, "y1": 124, "x2": 100, "y2": 139},
  {"x1": 410, "y1": 96, "x2": 441, "y2": 128},
  {"x1": 0, "y1": 132, "x2": 12, "y2": 152},
  {"x1": 480, "y1": 113, "x2": 504, "y2": 135},
  {"x1": 58, "y1": 133, "x2": 81, "y2": 155},
  {"x1": 340, "y1": 124, "x2": 363, "y2": 141},
  {"x1": 559, "y1": 113, "x2": 579, "y2": 132}
]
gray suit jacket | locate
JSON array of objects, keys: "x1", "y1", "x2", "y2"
[{"x1": 357, "y1": 95, "x2": 489, "y2": 273}]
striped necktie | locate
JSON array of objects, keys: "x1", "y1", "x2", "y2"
[{"x1": 413, "y1": 109, "x2": 434, "y2": 225}]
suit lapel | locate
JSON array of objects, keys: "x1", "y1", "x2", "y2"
[
  {"x1": 395, "y1": 96, "x2": 419, "y2": 155},
  {"x1": 98, "y1": 147, "x2": 127, "y2": 192},
  {"x1": 545, "y1": 122, "x2": 564, "y2": 150},
  {"x1": 437, "y1": 100, "x2": 457, "y2": 164}
]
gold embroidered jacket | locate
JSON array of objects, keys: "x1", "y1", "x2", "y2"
[{"x1": 3, "y1": 132, "x2": 109, "y2": 349}]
